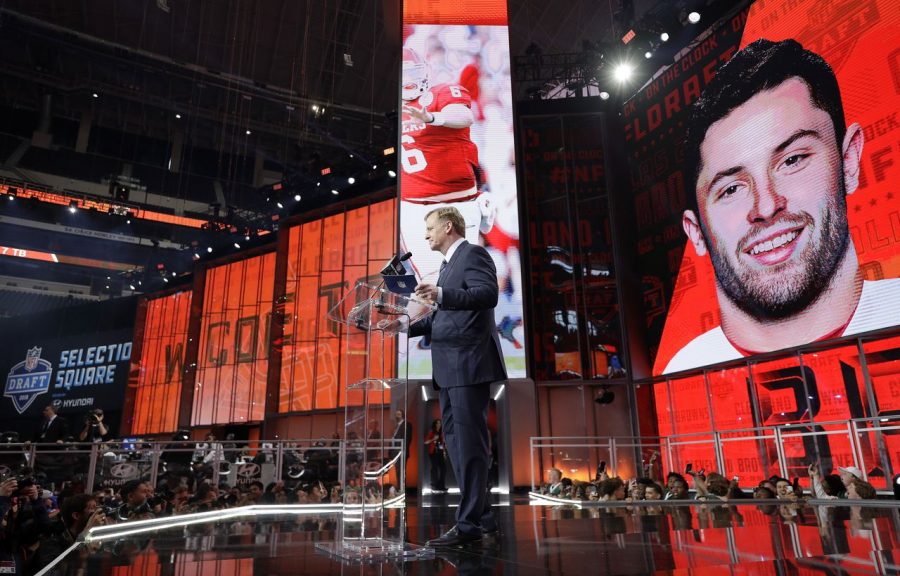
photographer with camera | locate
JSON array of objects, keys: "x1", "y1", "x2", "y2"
[
  {"x1": 32, "y1": 493, "x2": 107, "y2": 571},
  {"x1": 78, "y1": 409, "x2": 109, "y2": 443},
  {"x1": 1, "y1": 474, "x2": 52, "y2": 572},
  {"x1": 114, "y1": 480, "x2": 159, "y2": 522}
]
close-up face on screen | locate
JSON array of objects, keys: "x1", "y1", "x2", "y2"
[
  {"x1": 398, "y1": 0, "x2": 525, "y2": 378},
  {"x1": 624, "y1": 0, "x2": 900, "y2": 377}
]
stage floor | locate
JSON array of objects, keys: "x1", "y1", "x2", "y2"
[{"x1": 40, "y1": 494, "x2": 900, "y2": 575}]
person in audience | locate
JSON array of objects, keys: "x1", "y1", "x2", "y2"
[
  {"x1": 809, "y1": 463, "x2": 856, "y2": 499},
  {"x1": 31, "y1": 493, "x2": 104, "y2": 570},
  {"x1": 627, "y1": 478, "x2": 647, "y2": 501},
  {"x1": 774, "y1": 478, "x2": 799, "y2": 501},
  {"x1": 238, "y1": 481, "x2": 265, "y2": 506},
  {"x1": 425, "y1": 419, "x2": 448, "y2": 492},
  {"x1": 117, "y1": 480, "x2": 155, "y2": 521},
  {"x1": 34, "y1": 405, "x2": 69, "y2": 444},
  {"x1": 189, "y1": 483, "x2": 220, "y2": 513},
  {"x1": 644, "y1": 483, "x2": 664, "y2": 500},
  {"x1": 543, "y1": 468, "x2": 564, "y2": 496},
  {"x1": 77, "y1": 409, "x2": 108, "y2": 443},
  {"x1": 666, "y1": 478, "x2": 690, "y2": 500},
  {"x1": 754, "y1": 486, "x2": 776, "y2": 499},
  {"x1": 665, "y1": 472, "x2": 687, "y2": 493},
  {"x1": 598, "y1": 477, "x2": 626, "y2": 501},
  {"x1": 848, "y1": 479, "x2": 877, "y2": 500}
]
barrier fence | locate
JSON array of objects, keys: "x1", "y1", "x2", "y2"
[
  {"x1": 530, "y1": 415, "x2": 900, "y2": 492},
  {"x1": 0, "y1": 438, "x2": 404, "y2": 496}
]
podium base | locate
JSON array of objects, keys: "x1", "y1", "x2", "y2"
[{"x1": 316, "y1": 538, "x2": 434, "y2": 563}]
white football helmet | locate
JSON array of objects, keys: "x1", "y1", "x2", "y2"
[{"x1": 402, "y1": 48, "x2": 429, "y2": 101}]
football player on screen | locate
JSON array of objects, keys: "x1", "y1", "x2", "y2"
[{"x1": 399, "y1": 47, "x2": 496, "y2": 282}]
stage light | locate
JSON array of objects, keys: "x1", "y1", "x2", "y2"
[
  {"x1": 171, "y1": 271, "x2": 176, "y2": 277},
  {"x1": 193, "y1": 253, "x2": 200, "y2": 260},
  {"x1": 294, "y1": 194, "x2": 301, "y2": 201},
  {"x1": 244, "y1": 234, "x2": 250, "y2": 241},
  {"x1": 614, "y1": 63, "x2": 633, "y2": 82},
  {"x1": 175, "y1": 113, "x2": 181, "y2": 119},
  {"x1": 388, "y1": 170, "x2": 396, "y2": 178},
  {"x1": 276, "y1": 201, "x2": 284, "y2": 209},
  {"x1": 372, "y1": 164, "x2": 377, "y2": 170},
  {"x1": 129, "y1": 284, "x2": 135, "y2": 290},
  {"x1": 68, "y1": 201, "x2": 77, "y2": 213},
  {"x1": 245, "y1": 129, "x2": 252, "y2": 135},
  {"x1": 660, "y1": 32, "x2": 669, "y2": 42},
  {"x1": 7, "y1": 194, "x2": 12, "y2": 201},
  {"x1": 645, "y1": 51, "x2": 652, "y2": 59},
  {"x1": 126, "y1": 219, "x2": 131, "y2": 224},
  {"x1": 207, "y1": 247, "x2": 213, "y2": 253},
  {"x1": 599, "y1": 91, "x2": 610, "y2": 100},
  {"x1": 348, "y1": 177, "x2": 355, "y2": 184},
  {"x1": 233, "y1": 242, "x2": 241, "y2": 249},
  {"x1": 163, "y1": 277, "x2": 169, "y2": 283},
  {"x1": 688, "y1": 11, "x2": 701, "y2": 23},
  {"x1": 92, "y1": 93, "x2": 99, "y2": 98}
]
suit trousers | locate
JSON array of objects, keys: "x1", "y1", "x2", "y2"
[{"x1": 439, "y1": 384, "x2": 495, "y2": 535}]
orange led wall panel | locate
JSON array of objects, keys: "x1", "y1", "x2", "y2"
[
  {"x1": 278, "y1": 199, "x2": 397, "y2": 413},
  {"x1": 129, "y1": 290, "x2": 192, "y2": 435},
  {"x1": 192, "y1": 252, "x2": 276, "y2": 426}
]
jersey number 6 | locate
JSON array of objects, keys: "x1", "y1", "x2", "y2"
[{"x1": 401, "y1": 135, "x2": 427, "y2": 174}]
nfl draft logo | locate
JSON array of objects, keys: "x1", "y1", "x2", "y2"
[{"x1": 4, "y1": 347, "x2": 53, "y2": 414}]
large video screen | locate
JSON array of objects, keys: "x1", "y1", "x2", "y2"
[
  {"x1": 624, "y1": 0, "x2": 900, "y2": 376},
  {"x1": 278, "y1": 200, "x2": 397, "y2": 412},
  {"x1": 399, "y1": 0, "x2": 525, "y2": 379},
  {"x1": 128, "y1": 290, "x2": 192, "y2": 435},
  {"x1": 193, "y1": 252, "x2": 275, "y2": 426}
]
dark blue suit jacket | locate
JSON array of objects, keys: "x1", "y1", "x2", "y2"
[{"x1": 410, "y1": 241, "x2": 507, "y2": 388}]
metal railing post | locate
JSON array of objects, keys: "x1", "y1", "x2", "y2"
[
  {"x1": 713, "y1": 431, "x2": 725, "y2": 475},
  {"x1": 773, "y1": 427, "x2": 788, "y2": 477},
  {"x1": 149, "y1": 442, "x2": 160, "y2": 488},
  {"x1": 530, "y1": 437, "x2": 535, "y2": 492},
  {"x1": 86, "y1": 444, "x2": 98, "y2": 493}
]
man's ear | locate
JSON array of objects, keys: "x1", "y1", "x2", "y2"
[
  {"x1": 841, "y1": 123, "x2": 864, "y2": 195},
  {"x1": 682, "y1": 210, "x2": 708, "y2": 256}
]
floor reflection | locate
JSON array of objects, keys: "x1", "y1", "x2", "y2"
[{"x1": 41, "y1": 498, "x2": 900, "y2": 575}]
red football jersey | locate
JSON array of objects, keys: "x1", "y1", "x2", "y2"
[{"x1": 400, "y1": 83, "x2": 479, "y2": 199}]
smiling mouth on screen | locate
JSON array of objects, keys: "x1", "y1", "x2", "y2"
[{"x1": 744, "y1": 228, "x2": 803, "y2": 266}]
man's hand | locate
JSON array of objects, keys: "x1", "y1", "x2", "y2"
[
  {"x1": 808, "y1": 463, "x2": 819, "y2": 477},
  {"x1": 0, "y1": 478, "x2": 17, "y2": 497},
  {"x1": 84, "y1": 509, "x2": 108, "y2": 531},
  {"x1": 402, "y1": 104, "x2": 433, "y2": 125},
  {"x1": 414, "y1": 283, "x2": 438, "y2": 303},
  {"x1": 376, "y1": 318, "x2": 406, "y2": 333}
]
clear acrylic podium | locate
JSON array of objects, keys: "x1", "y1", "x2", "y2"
[{"x1": 316, "y1": 281, "x2": 436, "y2": 562}]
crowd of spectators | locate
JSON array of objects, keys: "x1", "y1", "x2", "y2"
[
  {"x1": 538, "y1": 452, "x2": 880, "y2": 504},
  {"x1": 0, "y1": 419, "x2": 406, "y2": 574}
]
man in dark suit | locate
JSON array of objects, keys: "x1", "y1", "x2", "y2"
[
  {"x1": 392, "y1": 409, "x2": 413, "y2": 461},
  {"x1": 35, "y1": 404, "x2": 69, "y2": 444},
  {"x1": 408, "y1": 206, "x2": 507, "y2": 547}
]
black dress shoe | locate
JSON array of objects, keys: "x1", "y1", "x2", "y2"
[{"x1": 426, "y1": 526, "x2": 482, "y2": 547}]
